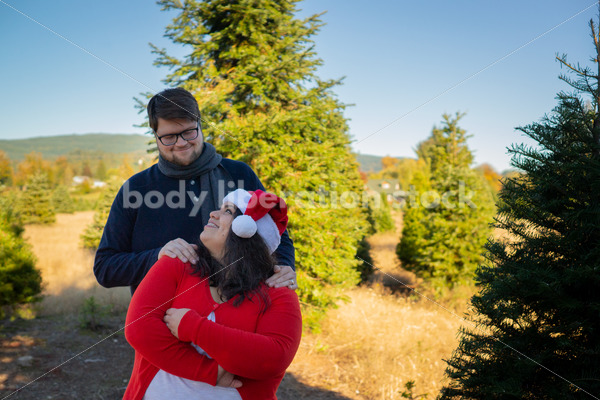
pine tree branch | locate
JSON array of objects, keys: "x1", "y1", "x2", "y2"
[
  {"x1": 591, "y1": 16, "x2": 600, "y2": 158},
  {"x1": 556, "y1": 55, "x2": 598, "y2": 80}
]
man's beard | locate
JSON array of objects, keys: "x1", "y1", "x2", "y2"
[{"x1": 159, "y1": 144, "x2": 202, "y2": 166}]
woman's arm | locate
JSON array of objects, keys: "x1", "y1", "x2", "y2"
[
  {"x1": 124, "y1": 257, "x2": 219, "y2": 384},
  {"x1": 174, "y1": 288, "x2": 302, "y2": 380}
]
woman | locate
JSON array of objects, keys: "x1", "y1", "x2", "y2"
[{"x1": 123, "y1": 189, "x2": 302, "y2": 400}]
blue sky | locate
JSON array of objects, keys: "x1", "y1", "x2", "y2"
[{"x1": 0, "y1": 0, "x2": 598, "y2": 172}]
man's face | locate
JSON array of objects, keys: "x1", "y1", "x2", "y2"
[{"x1": 155, "y1": 117, "x2": 204, "y2": 166}]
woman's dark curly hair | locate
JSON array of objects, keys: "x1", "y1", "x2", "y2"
[{"x1": 191, "y1": 208, "x2": 275, "y2": 312}]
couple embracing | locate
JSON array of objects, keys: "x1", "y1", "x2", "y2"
[{"x1": 94, "y1": 88, "x2": 302, "y2": 399}]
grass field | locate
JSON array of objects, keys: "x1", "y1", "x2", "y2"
[
  {"x1": 23, "y1": 211, "x2": 131, "y2": 315},
  {"x1": 12, "y1": 210, "x2": 475, "y2": 399}
]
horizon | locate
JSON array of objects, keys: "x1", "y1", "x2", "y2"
[{"x1": 0, "y1": 132, "x2": 521, "y2": 173}]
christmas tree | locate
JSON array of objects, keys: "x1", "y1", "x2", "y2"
[
  {"x1": 146, "y1": 0, "x2": 369, "y2": 323},
  {"x1": 366, "y1": 192, "x2": 395, "y2": 234},
  {"x1": 0, "y1": 195, "x2": 42, "y2": 318},
  {"x1": 17, "y1": 173, "x2": 56, "y2": 225},
  {"x1": 81, "y1": 177, "x2": 123, "y2": 249},
  {"x1": 441, "y1": 16, "x2": 600, "y2": 399},
  {"x1": 397, "y1": 113, "x2": 495, "y2": 292},
  {"x1": 52, "y1": 185, "x2": 75, "y2": 214}
]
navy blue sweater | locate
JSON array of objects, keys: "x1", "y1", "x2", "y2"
[{"x1": 93, "y1": 158, "x2": 295, "y2": 293}]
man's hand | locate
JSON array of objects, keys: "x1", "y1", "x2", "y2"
[
  {"x1": 217, "y1": 365, "x2": 243, "y2": 388},
  {"x1": 158, "y1": 238, "x2": 199, "y2": 264},
  {"x1": 265, "y1": 265, "x2": 297, "y2": 290},
  {"x1": 164, "y1": 308, "x2": 191, "y2": 339}
]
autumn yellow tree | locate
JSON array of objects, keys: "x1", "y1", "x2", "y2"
[
  {"x1": 14, "y1": 152, "x2": 53, "y2": 187},
  {"x1": 0, "y1": 150, "x2": 13, "y2": 185}
]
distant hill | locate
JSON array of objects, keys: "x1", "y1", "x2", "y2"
[
  {"x1": 355, "y1": 153, "x2": 387, "y2": 172},
  {"x1": 0, "y1": 133, "x2": 151, "y2": 161},
  {"x1": 0, "y1": 134, "x2": 399, "y2": 175}
]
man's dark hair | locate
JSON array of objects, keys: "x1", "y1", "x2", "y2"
[
  {"x1": 192, "y1": 208, "x2": 275, "y2": 313},
  {"x1": 147, "y1": 88, "x2": 201, "y2": 132}
]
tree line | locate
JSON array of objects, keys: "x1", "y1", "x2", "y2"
[{"x1": 0, "y1": 150, "x2": 140, "y2": 188}]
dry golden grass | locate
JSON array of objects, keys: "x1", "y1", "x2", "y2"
[
  {"x1": 21, "y1": 208, "x2": 474, "y2": 399},
  {"x1": 23, "y1": 212, "x2": 130, "y2": 315},
  {"x1": 287, "y1": 208, "x2": 473, "y2": 399},
  {"x1": 288, "y1": 285, "x2": 466, "y2": 399}
]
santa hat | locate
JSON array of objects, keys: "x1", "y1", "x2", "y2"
[{"x1": 221, "y1": 189, "x2": 288, "y2": 254}]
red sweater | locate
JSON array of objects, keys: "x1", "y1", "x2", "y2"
[{"x1": 123, "y1": 257, "x2": 302, "y2": 400}]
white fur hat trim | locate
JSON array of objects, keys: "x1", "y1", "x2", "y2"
[
  {"x1": 222, "y1": 188, "x2": 282, "y2": 253},
  {"x1": 222, "y1": 189, "x2": 252, "y2": 213}
]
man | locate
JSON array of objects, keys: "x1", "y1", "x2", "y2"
[{"x1": 94, "y1": 88, "x2": 296, "y2": 294}]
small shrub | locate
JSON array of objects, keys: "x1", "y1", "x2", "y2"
[
  {"x1": 79, "y1": 296, "x2": 110, "y2": 331},
  {"x1": 81, "y1": 177, "x2": 122, "y2": 249},
  {"x1": 51, "y1": 185, "x2": 75, "y2": 214},
  {"x1": 401, "y1": 380, "x2": 428, "y2": 399},
  {"x1": 17, "y1": 173, "x2": 56, "y2": 225},
  {"x1": 0, "y1": 196, "x2": 42, "y2": 319}
]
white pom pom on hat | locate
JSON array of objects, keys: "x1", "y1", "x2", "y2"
[
  {"x1": 221, "y1": 189, "x2": 288, "y2": 254},
  {"x1": 231, "y1": 214, "x2": 257, "y2": 238}
]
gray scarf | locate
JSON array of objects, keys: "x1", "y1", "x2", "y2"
[{"x1": 157, "y1": 142, "x2": 230, "y2": 224}]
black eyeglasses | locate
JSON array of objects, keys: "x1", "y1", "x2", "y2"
[{"x1": 155, "y1": 120, "x2": 200, "y2": 146}]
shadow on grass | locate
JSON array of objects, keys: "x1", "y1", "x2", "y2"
[
  {"x1": 2, "y1": 286, "x2": 353, "y2": 400},
  {"x1": 277, "y1": 372, "x2": 353, "y2": 399},
  {"x1": 40, "y1": 283, "x2": 131, "y2": 316},
  {"x1": 369, "y1": 269, "x2": 418, "y2": 295}
]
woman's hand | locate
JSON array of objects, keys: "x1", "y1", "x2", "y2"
[
  {"x1": 158, "y1": 238, "x2": 199, "y2": 264},
  {"x1": 265, "y1": 265, "x2": 298, "y2": 290},
  {"x1": 217, "y1": 365, "x2": 243, "y2": 388},
  {"x1": 165, "y1": 309, "x2": 243, "y2": 388},
  {"x1": 164, "y1": 308, "x2": 191, "y2": 339}
]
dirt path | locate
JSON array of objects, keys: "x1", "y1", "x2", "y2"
[{"x1": 366, "y1": 211, "x2": 419, "y2": 293}]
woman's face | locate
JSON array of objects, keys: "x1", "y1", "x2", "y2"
[{"x1": 200, "y1": 202, "x2": 237, "y2": 260}]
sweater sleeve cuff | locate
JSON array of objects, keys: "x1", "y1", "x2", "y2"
[
  {"x1": 179, "y1": 309, "x2": 204, "y2": 343},
  {"x1": 153, "y1": 247, "x2": 162, "y2": 262}
]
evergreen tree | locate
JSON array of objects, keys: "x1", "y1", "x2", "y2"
[
  {"x1": 355, "y1": 236, "x2": 374, "y2": 283},
  {"x1": 51, "y1": 185, "x2": 75, "y2": 214},
  {"x1": 397, "y1": 114, "x2": 495, "y2": 292},
  {"x1": 146, "y1": 0, "x2": 369, "y2": 323},
  {"x1": 95, "y1": 159, "x2": 108, "y2": 181},
  {"x1": 441, "y1": 17, "x2": 600, "y2": 399},
  {"x1": 0, "y1": 195, "x2": 42, "y2": 318},
  {"x1": 17, "y1": 173, "x2": 56, "y2": 225},
  {"x1": 366, "y1": 192, "x2": 395, "y2": 233},
  {"x1": 81, "y1": 177, "x2": 123, "y2": 249},
  {"x1": 396, "y1": 162, "x2": 431, "y2": 269}
]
